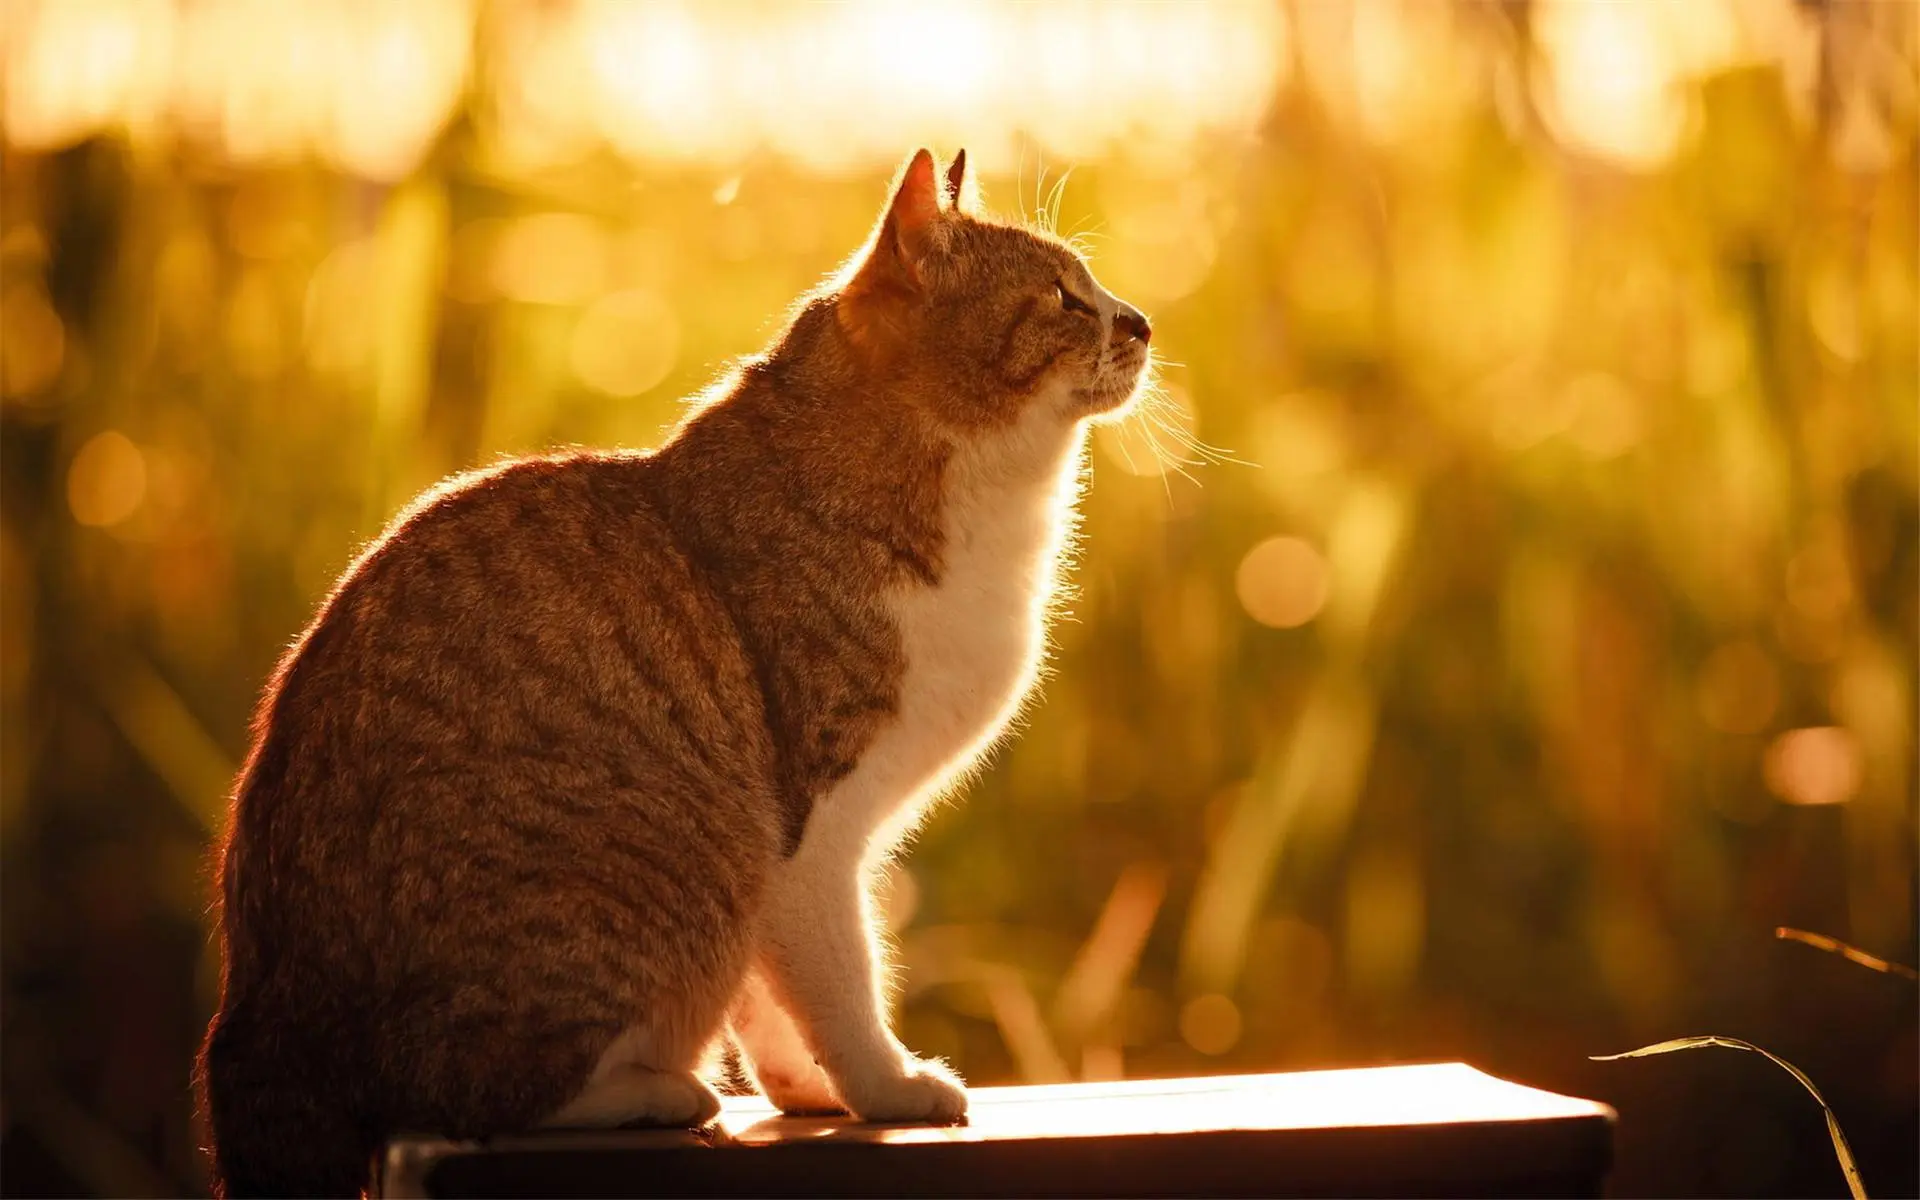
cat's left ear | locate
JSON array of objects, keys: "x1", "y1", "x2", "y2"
[
  {"x1": 944, "y1": 149, "x2": 976, "y2": 214},
  {"x1": 888, "y1": 147, "x2": 942, "y2": 255},
  {"x1": 854, "y1": 148, "x2": 946, "y2": 296},
  {"x1": 838, "y1": 149, "x2": 950, "y2": 345}
]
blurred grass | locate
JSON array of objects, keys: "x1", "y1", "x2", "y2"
[{"x1": 2, "y1": 2, "x2": 1917, "y2": 1196}]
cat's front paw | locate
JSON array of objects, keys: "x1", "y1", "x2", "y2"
[{"x1": 840, "y1": 1059, "x2": 968, "y2": 1125}]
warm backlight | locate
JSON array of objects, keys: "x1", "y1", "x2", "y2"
[
  {"x1": 3, "y1": 0, "x2": 1822, "y2": 177},
  {"x1": 1, "y1": 0, "x2": 1287, "y2": 175}
]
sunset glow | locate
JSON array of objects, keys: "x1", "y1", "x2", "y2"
[
  {"x1": 3, "y1": 0, "x2": 1850, "y2": 177},
  {"x1": 4, "y1": 0, "x2": 1288, "y2": 176}
]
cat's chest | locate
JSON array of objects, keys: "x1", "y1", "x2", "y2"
[
  {"x1": 897, "y1": 487, "x2": 1057, "y2": 724},
  {"x1": 869, "y1": 427, "x2": 1084, "y2": 803}
]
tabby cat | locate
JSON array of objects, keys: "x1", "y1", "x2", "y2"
[{"x1": 197, "y1": 148, "x2": 1152, "y2": 1197}]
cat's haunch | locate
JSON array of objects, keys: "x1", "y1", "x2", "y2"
[{"x1": 197, "y1": 148, "x2": 1151, "y2": 1199}]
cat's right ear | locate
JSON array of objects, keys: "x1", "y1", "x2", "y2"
[{"x1": 944, "y1": 149, "x2": 975, "y2": 213}]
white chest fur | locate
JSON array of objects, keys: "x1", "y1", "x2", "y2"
[{"x1": 819, "y1": 407, "x2": 1087, "y2": 859}]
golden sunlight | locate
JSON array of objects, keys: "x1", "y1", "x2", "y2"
[
  {"x1": 495, "y1": 0, "x2": 1290, "y2": 173},
  {"x1": 6, "y1": 0, "x2": 1287, "y2": 175},
  {"x1": 1530, "y1": 0, "x2": 1811, "y2": 170}
]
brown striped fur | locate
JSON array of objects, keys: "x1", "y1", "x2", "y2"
[{"x1": 197, "y1": 149, "x2": 1151, "y2": 1197}]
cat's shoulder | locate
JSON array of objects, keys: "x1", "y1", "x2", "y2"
[
  {"x1": 319, "y1": 450, "x2": 662, "y2": 606},
  {"x1": 360, "y1": 450, "x2": 660, "y2": 551}
]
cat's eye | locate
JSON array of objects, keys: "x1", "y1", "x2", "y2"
[{"x1": 1056, "y1": 280, "x2": 1095, "y2": 317}]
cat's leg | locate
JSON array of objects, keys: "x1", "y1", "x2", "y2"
[
  {"x1": 729, "y1": 967, "x2": 844, "y2": 1115},
  {"x1": 754, "y1": 834, "x2": 967, "y2": 1124},
  {"x1": 540, "y1": 1026, "x2": 723, "y2": 1130}
]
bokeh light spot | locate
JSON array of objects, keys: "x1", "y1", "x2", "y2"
[
  {"x1": 68, "y1": 430, "x2": 148, "y2": 528},
  {"x1": 1785, "y1": 539, "x2": 1854, "y2": 622},
  {"x1": 1531, "y1": 0, "x2": 1716, "y2": 169},
  {"x1": 1763, "y1": 726, "x2": 1862, "y2": 807},
  {"x1": 570, "y1": 290, "x2": 681, "y2": 398},
  {"x1": 1235, "y1": 536, "x2": 1330, "y2": 630},
  {"x1": 491, "y1": 213, "x2": 608, "y2": 306},
  {"x1": 1178, "y1": 992, "x2": 1242, "y2": 1056},
  {"x1": 0, "y1": 283, "x2": 66, "y2": 398}
]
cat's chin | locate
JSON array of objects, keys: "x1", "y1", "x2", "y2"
[
  {"x1": 1069, "y1": 376, "x2": 1149, "y2": 422},
  {"x1": 1067, "y1": 346, "x2": 1152, "y2": 421}
]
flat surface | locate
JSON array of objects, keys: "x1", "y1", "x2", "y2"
[
  {"x1": 380, "y1": 1063, "x2": 1617, "y2": 1198},
  {"x1": 713, "y1": 1062, "x2": 1609, "y2": 1142}
]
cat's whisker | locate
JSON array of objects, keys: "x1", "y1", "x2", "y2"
[
  {"x1": 1129, "y1": 392, "x2": 1246, "y2": 479},
  {"x1": 1061, "y1": 213, "x2": 1106, "y2": 250},
  {"x1": 1061, "y1": 230, "x2": 1104, "y2": 259},
  {"x1": 1043, "y1": 169, "x2": 1075, "y2": 237},
  {"x1": 1027, "y1": 149, "x2": 1052, "y2": 232},
  {"x1": 1015, "y1": 143, "x2": 1035, "y2": 228},
  {"x1": 1143, "y1": 408, "x2": 1238, "y2": 466},
  {"x1": 1128, "y1": 366, "x2": 1252, "y2": 471},
  {"x1": 1139, "y1": 415, "x2": 1205, "y2": 481},
  {"x1": 1107, "y1": 419, "x2": 1146, "y2": 477},
  {"x1": 1160, "y1": 426, "x2": 1250, "y2": 471},
  {"x1": 1100, "y1": 397, "x2": 1197, "y2": 507},
  {"x1": 1145, "y1": 433, "x2": 1204, "y2": 493},
  {"x1": 1164, "y1": 419, "x2": 1254, "y2": 468},
  {"x1": 1152, "y1": 422, "x2": 1203, "y2": 497},
  {"x1": 1156, "y1": 455, "x2": 1178, "y2": 505}
]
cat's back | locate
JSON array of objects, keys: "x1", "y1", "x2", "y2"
[
  {"x1": 251, "y1": 452, "x2": 740, "y2": 769},
  {"x1": 206, "y1": 453, "x2": 790, "y2": 1192},
  {"x1": 225, "y1": 451, "x2": 781, "y2": 956}
]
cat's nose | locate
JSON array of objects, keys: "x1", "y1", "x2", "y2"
[{"x1": 1112, "y1": 306, "x2": 1151, "y2": 345}]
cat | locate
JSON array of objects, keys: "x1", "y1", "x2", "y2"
[{"x1": 196, "y1": 148, "x2": 1152, "y2": 1198}]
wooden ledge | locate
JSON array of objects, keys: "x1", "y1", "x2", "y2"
[{"x1": 379, "y1": 1062, "x2": 1615, "y2": 1198}]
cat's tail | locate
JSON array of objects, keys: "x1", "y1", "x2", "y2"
[{"x1": 198, "y1": 1001, "x2": 376, "y2": 1199}]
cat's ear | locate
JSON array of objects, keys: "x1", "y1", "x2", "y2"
[
  {"x1": 837, "y1": 150, "x2": 947, "y2": 347},
  {"x1": 944, "y1": 149, "x2": 976, "y2": 213},
  {"x1": 891, "y1": 147, "x2": 942, "y2": 236},
  {"x1": 854, "y1": 148, "x2": 945, "y2": 294}
]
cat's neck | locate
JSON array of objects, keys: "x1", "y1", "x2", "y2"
[
  {"x1": 647, "y1": 317, "x2": 941, "y2": 588},
  {"x1": 643, "y1": 288, "x2": 1092, "y2": 627}
]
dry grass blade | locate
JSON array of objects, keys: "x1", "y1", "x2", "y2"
[
  {"x1": 1052, "y1": 861, "x2": 1168, "y2": 1042},
  {"x1": 1592, "y1": 1036, "x2": 1867, "y2": 1200},
  {"x1": 979, "y1": 964, "x2": 1072, "y2": 1085},
  {"x1": 1776, "y1": 927, "x2": 1920, "y2": 981}
]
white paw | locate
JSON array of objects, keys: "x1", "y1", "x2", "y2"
[{"x1": 839, "y1": 1059, "x2": 968, "y2": 1125}]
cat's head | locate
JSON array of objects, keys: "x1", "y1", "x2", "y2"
[{"x1": 835, "y1": 149, "x2": 1152, "y2": 430}]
